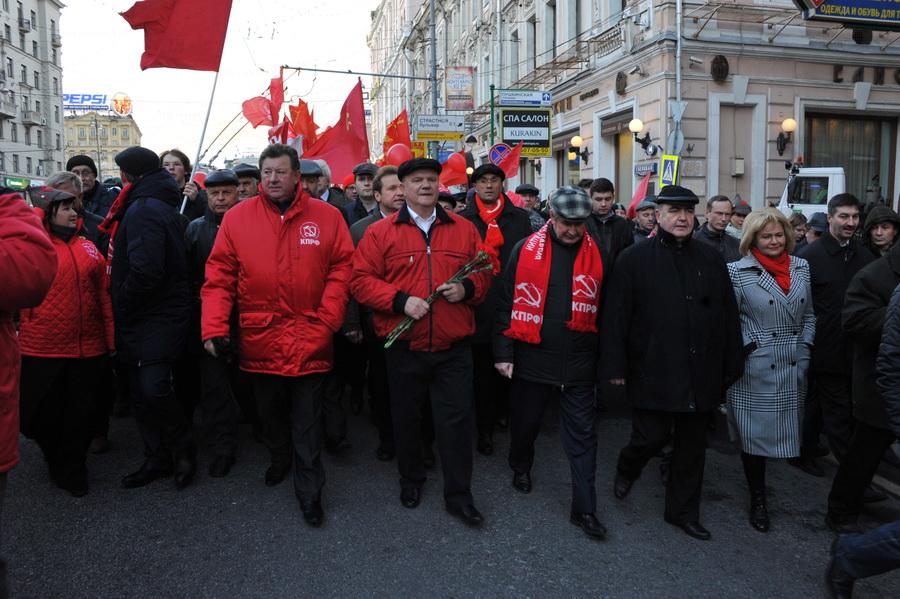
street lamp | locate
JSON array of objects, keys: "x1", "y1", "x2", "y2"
[
  {"x1": 569, "y1": 134, "x2": 590, "y2": 162},
  {"x1": 629, "y1": 118, "x2": 658, "y2": 156},
  {"x1": 776, "y1": 118, "x2": 796, "y2": 156}
]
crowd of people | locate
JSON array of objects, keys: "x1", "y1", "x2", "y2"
[{"x1": 2, "y1": 143, "x2": 900, "y2": 596}]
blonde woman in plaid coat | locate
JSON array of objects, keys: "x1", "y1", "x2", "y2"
[{"x1": 726, "y1": 208, "x2": 816, "y2": 533}]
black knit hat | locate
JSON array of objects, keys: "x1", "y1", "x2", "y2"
[
  {"x1": 656, "y1": 185, "x2": 699, "y2": 206},
  {"x1": 115, "y1": 146, "x2": 160, "y2": 178},
  {"x1": 65, "y1": 155, "x2": 98, "y2": 176},
  {"x1": 204, "y1": 169, "x2": 239, "y2": 188},
  {"x1": 397, "y1": 158, "x2": 442, "y2": 180},
  {"x1": 471, "y1": 163, "x2": 505, "y2": 182}
]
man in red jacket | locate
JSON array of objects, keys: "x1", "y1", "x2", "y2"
[
  {"x1": 351, "y1": 158, "x2": 490, "y2": 526},
  {"x1": 0, "y1": 189, "x2": 57, "y2": 595},
  {"x1": 201, "y1": 144, "x2": 353, "y2": 527}
]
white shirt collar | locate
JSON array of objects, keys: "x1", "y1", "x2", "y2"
[
  {"x1": 409, "y1": 205, "x2": 437, "y2": 234},
  {"x1": 321, "y1": 188, "x2": 330, "y2": 201}
]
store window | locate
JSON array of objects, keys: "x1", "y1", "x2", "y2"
[{"x1": 805, "y1": 114, "x2": 896, "y2": 206}]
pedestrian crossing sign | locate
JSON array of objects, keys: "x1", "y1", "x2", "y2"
[{"x1": 660, "y1": 155, "x2": 679, "y2": 187}]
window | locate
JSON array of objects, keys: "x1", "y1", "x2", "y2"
[
  {"x1": 12, "y1": 154, "x2": 18, "y2": 172},
  {"x1": 510, "y1": 30, "x2": 520, "y2": 83},
  {"x1": 50, "y1": 19, "x2": 55, "y2": 34},
  {"x1": 31, "y1": 40, "x2": 36, "y2": 57},
  {"x1": 19, "y1": 64, "x2": 26, "y2": 83},
  {"x1": 51, "y1": 49, "x2": 57, "y2": 65},
  {"x1": 89, "y1": 127, "x2": 95, "y2": 139},
  {"x1": 55, "y1": 133, "x2": 60, "y2": 150},
  {"x1": 545, "y1": 1, "x2": 557, "y2": 61},
  {"x1": 26, "y1": 157, "x2": 31, "y2": 173},
  {"x1": 18, "y1": 33, "x2": 23, "y2": 50},
  {"x1": 57, "y1": 161, "x2": 61, "y2": 172},
  {"x1": 111, "y1": 127, "x2": 117, "y2": 136},
  {"x1": 0, "y1": 153, "x2": 4, "y2": 171},
  {"x1": 52, "y1": 77, "x2": 57, "y2": 93},
  {"x1": 10, "y1": 124, "x2": 16, "y2": 142},
  {"x1": 54, "y1": 105, "x2": 59, "y2": 123},
  {"x1": 21, "y1": 95, "x2": 27, "y2": 110},
  {"x1": 526, "y1": 18, "x2": 536, "y2": 74},
  {"x1": 67, "y1": 127, "x2": 73, "y2": 138},
  {"x1": 3, "y1": 25, "x2": 9, "y2": 42},
  {"x1": 33, "y1": 71, "x2": 38, "y2": 88},
  {"x1": 5, "y1": 57, "x2": 11, "y2": 77},
  {"x1": 24, "y1": 128, "x2": 29, "y2": 145},
  {"x1": 34, "y1": 100, "x2": 39, "y2": 113},
  {"x1": 29, "y1": 10, "x2": 35, "y2": 27},
  {"x1": 121, "y1": 128, "x2": 129, "y2": 140},
  {"x1": 78, "y1": 127, "x2": 85, "y2": 138},
  {"x1": 36, "y1": 129, "x2": 41, "y2": 147},
  {"x1": 2, "y1": 0, "x2": 7, "y2": 12},
  {"x1": 0, "y1": 121, "x2": 3, "y2": 139}
]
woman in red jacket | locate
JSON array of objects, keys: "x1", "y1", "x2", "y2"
[{"x1": 18, "y1": 188, "x2": 115, "y2": 497}]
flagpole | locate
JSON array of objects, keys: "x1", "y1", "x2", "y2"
[{"x1": 181, "y1": 69, "x2": 221, "y2": 214}]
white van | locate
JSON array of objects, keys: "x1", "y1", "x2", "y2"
[{"x1": 776, "y1": 164, "x2": 846, "y2": 219}]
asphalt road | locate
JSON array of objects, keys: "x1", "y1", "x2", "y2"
[{"x1": 4, "y1": 401, "x2": 900, "y2": 598}]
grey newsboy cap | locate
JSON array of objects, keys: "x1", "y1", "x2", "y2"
[
  {"x1": 636, "y1": 197, "x2": 657, "y2": 211},
  {"x1": 353, "y1": 162, "x2": 378, "y2": 178},
  {"x1": 548, "y1": 186, "x2": 592, "y2": 222},
  {"x1": 299, "y1": 159, "x2": 323, "y2": 177}
]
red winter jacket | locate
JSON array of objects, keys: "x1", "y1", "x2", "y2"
[
  {"x1": 19, "y1": 223, "x2": 115, "y2": 358},
  {"x1": 351, "y1": 204, "x2": 490, "y2": 352},
  {"x1": 0, "y1": 193, "x2": 57, "y2": 472},
  {"x1": 201, "y1": 187, "x2": 354, "y2": 377}
]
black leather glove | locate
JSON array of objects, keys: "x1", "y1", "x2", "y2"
[{"x1": 211, "y1": 336, "x2": 232, "y2": 357}]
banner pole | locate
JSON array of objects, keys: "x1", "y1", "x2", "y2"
[{"x1": 181, "y1": 70, "x2": 221, "y2": 214}]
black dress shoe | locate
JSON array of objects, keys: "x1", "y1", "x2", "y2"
[
  {"x1": 58, "y1": 475, "x2": 89, "y2": 498},
  {"x1": 570, "y1": 512, "x2": 607, "y2": 539},
  {"x1": 446, "y1": 503, "x2": 484, "y2": 526},
  {"x1": 174, "y1": 451, "x2": 197, "y2": 490},
  {"x1": 324, "y1": 438, "x2": 351, "y2": 456},
  {"x1": 400, "y1": 486, "x2": 422, "y2": 509},
  {"x1": 825, "y1": 514, "x2": 862, "y2": 535},
  {"x1": 788, "y1": 457, "x2": 825, "y2": 477},
  {"x1": 265, "y1": 463, "x2": 290, "y2": 487},
  {"x1": 749, "y1": 491, "x2": 770, "y2": 532},
  {"x1": 613, "y1": 474, "x2": 634, "y2": 500},
  {"x1": 476, "y1": 434, "x2": 493, "y2": 456},
  {"x1": 121, "y1": 463, "x2": 173, "y2": 489},
  {"x1": 862, "y1": 485, "x2": 888, "y2": 503},
  {"x1": 375, "y1": 443, "x2": 396, "y2": 461},
  {"x1": 422, "y1": 445, "x2": 436, "y2": 469},
  {"x1": 665, "y1": 517, "x2": 711, "y2": 540},
  {"x1": 825, "y1": 538, "x2": 855, "y2": 599},
  {"x1": 300, "y1": 499, "x2": 324, "y2": 527},
  {"x1": 512, "y1": 471, "x2": 532, "y2": 494},
  {"x1": 208, "y1": 455, "x2": 236, "y2": 478}
]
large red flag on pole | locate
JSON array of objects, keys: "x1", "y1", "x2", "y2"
[
  {"x1": 497, "y1": 141, "x2": 524, "y2": 179},
  {"x1": 121, "y1": 0, "x2": 233, "y2": 71},
  {"x1": 382, "y1": 110, "x2": 411, "y2": 157},
  {"x1": 627, "y1": 172, "x2": 653, "y2": 219},
  {"x1": 304, "y1": 80, "x2": 370, "y2": 184}
]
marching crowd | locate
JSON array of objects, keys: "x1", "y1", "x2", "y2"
[{"x1": 3, "y1": 142, "x2": 900, "y2": 596}]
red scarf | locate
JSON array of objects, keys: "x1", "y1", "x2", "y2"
[
  {"x1": 475, "y1": 192, "x2": 504, "y2": 274},
  {"x1": 98, "y1": 183, "x2": 133, "y2": 274},
  {"x1": 505, "y1": 224, "x2": 603, "y2": 344},
  {"x1": 751, "y1": 247, "x2": 791, "y2": 294}
]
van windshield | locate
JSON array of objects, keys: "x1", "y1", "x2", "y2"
[{"x1": 789, "y1": 177, "x2": 830, "y2": 205}]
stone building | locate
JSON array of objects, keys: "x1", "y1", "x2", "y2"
[{"x1": 63, "y1": 111, "x2": 143, "y2": 182}]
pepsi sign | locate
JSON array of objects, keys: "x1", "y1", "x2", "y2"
[{"x1": 63, "y1": 93, "x2": 109, "y2": 111}]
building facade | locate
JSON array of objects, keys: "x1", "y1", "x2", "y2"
[
  {"x1": 63, "y1": 112, "x2": 143, "y2": 182},
  {"x1": 0, "y1": 0, "x2": 65, "y2": 188},
  {"x1": 369, "y1": 0, "x2": 900, "y2": 210}
]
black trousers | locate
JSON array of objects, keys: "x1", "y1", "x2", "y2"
[
  {"x1": 828, "y1": 421, "x2": 897, "y2": 523},
  {"x1": 321, "y1": 334, "x2": 365, "y2": 443},
  {"x1": 508, "y1": 379, "x2": 598, "y2": 514},
  {"x1": 128, "y1": 362, "x2": 195, "y2": 469},
  {"x1": 19, "y1": 356, "x2": 103, "y2": 485},
  {"x1": 472, "y1": 342, "x2": 510, "y2": 438},
  {"x1": 813, "y1": 373, "x2": 855, "y2": 462},
  {"x1": 617, "y1": 409, "x2": 711, "y2": 523},
  {"x1": 89, "y1": 356, "x2": 115, "y2": 438},
  {"x1": 385, "y1": 344, "x2": 474, "y2": 508},
  {"x1": 173, "y1": 348, "x2": 202, "y2": 423},
  {"x1": 198, "y1": 352, "x2": 239, "y2": 457},
  {"x1": 799, "y1": 372, "x2": 824, "y2": 459},
  {"x1": 252, "y1": 372, "x2": 325, "y2": 502}
]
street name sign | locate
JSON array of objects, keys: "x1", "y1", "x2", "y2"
[{"x1": 415, "y1": 115, "x2": 465, "y2": 141}]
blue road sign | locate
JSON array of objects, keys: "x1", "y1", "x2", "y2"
[{"x1": 489, "y1": 143, "x2": 512, "y2": 166}]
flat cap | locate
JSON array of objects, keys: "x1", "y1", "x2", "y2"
[
  {"x1": 353, "y1": 162, "x2": 378, "y2": 178},
  {"x1": 397, "y1": 158, "x2": 442, "y2": 180},
  {"x1": 233, "y1": 163, "x2": 260, "y2": 179},
  {"x1": 636, "y1": 197, "x2": 657, "y2": 211},
  {"x1": 808, "y1": 212, "x2": 828, "y2": 232},
  {"x1": 734, "y1": 202, "x2": 752, "y2": 216},
  {"x1": 115, "y1": 146, "x2": 160, "y2": 178},
  {"x1": 204, "y1": 169, "x2": 239, "y2": 187},
  {"x1": 515, "y1": 183, "x2": 540, "y2": 196},
  {"x1": 548, "y1": 186, "x2": 592, "y2": 222},
  {"x1": 656, "y1": 185, "x2": 699, "y2": 206},
  {"x1": 299, "y1": 159, "x2": 323, "y2": 177},
  {"x1": 471, "y1": 163, "x2": 505, "y2": 182}
]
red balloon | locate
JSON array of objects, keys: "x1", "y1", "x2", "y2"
[
  {"x1": 375, "y1": 158, "x2": 385, "y2": 167},
  {"x1": 445, "y1": 152, "x2": 466, "y2": 173},
  {"x1": 385, "y1": 143, "x2": 412, "y2": 166}
]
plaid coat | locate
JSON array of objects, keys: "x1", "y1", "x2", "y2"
[{"x1": 726, "y1": 253, "x2": 816, "y2": 457}]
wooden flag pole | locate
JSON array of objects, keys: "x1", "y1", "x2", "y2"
[{"x1": 181, "y1": 70, "x2": 221, "y2": 214}]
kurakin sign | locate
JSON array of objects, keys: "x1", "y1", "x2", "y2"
[{"x1": 500, "y1": 109, "x2": 551, "y2": 157}]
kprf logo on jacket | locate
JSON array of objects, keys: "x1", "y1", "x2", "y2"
[{"x1": 300, "y1": 222, "x2": 320, "y2": 246}]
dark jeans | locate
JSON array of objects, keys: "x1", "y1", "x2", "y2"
[
  {"x1": 836, "y1": 520, "x2": 900, "y2": 580},
  {"x1": 813, "y1": 373, "x2": 855, "y2": 462},
  {"x1": 89, "y1": 356, "x2": 115, "y2": 438},
  {"x1": 0, "y1": 471, "x2": 7, "y2": 599},
  {"x1": 828, "y1": 421, "x2": 896, "y2": 523},
  {"x1": 617, "y1": 409, "x2": 711, "y2": 523},
  {"x1": 799, "y1": 373, "x2": 824, "y2": 458},
  {"x1": 128, "y1": 362, "x2": 195, "y2": 469},
  {"x1": 508, "y1": 379, "x2": 598, "y2": 514},
  {"x1": 198, "y1": 352, "x2": 239, "y2": 457},
  {"x1": 19, "y1": 356, "x2": 103, "y2": 485},
  {"x1": 252, "y1": 373, "x2": 325, "y2": 502},
  {"x1": 472, "y1": 343, "x2": 510, "y2": 438},
  {"x1": 385, "y1": 344, "x2": 474, "y2": 508}
]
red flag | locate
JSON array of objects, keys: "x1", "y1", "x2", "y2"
[
  {"x1": 497, "y1": 141, "x2": 524, "y2": 179},
  {"x1": 304, "y1": 80, "x2": 370, "y2": 184},
  {"x1": 627, "y1": 172, "x2": 653, "y2": 219},
  {"x1": 242, "y1": 73, "x2": 284, "y2": 128},
  {"x1": 439, "y1": 151, "x2": 469, "y2": 187},
  {"x1": 382, "y1": 109, "x2": 411, "y2": 157},
  {"x1": 289, "y1": 99, "x2": 319, "y2": 151},
  {"x1": 121, "y1": 0, "x2": 233, "y2": 71}
]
